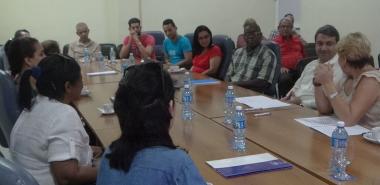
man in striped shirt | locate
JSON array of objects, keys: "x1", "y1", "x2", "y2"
[{"x1": 226, "y1": 18, "x2": 277, "y2": 94}]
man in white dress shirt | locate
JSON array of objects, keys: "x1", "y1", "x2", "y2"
[{"x1": 281, "y1": 25, "x2": 345, "y2": 109}]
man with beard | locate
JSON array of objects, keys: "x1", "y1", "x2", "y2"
[{"x1": 120, "y1": 17, "x2": 156, "y2": 62}]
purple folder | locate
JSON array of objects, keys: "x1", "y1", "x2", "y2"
[{"x1": 207, "y1": 153, "x2": 292, "y2": 178}]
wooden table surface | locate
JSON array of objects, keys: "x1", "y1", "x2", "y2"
[
  {"x1": 76, "y1": 69, "x2": 380, "y2": 185},
  {"x1": 80, "y1": 62, "x2": 122, "y2": 85},
  {"x1": 77, "y1": 81, "x2": 328, "y2": 185}
]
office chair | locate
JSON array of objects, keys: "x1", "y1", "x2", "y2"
[
  {"x1": 0, "y1": 70, "x2": 20, "y2": 147},
  {"x1": 0, "y1": 157, "x2": 39, "y2": 185},
  {"x1": 100, "y1": 43, "x2": 118, "y2": 59},
  {"x1": 212, "y1": 34, "x2": 235, "y2": 80},
  {"x1": 62, "y1": 44, "x2": 69, "y2": 55}
]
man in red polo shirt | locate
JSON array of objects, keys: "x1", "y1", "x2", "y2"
[
  {"x1": 119, "y1": 18, "x2": 156, "y2": 63},
  {"x1": 274, "y1": 17, "x2": 305, "y2": 97}
]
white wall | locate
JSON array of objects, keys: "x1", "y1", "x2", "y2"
[
  {"x1": 0, "y1": 0, "x2": 118, "y2": 48},
  {"x1": 299, "y1": 0, "x2": 380, "y2": 67},
  {"x1": 1, "y1": 0, "x2": 379, "y2": 67}
]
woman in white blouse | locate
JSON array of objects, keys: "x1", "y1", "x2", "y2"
[{"x1": 10, "y1": 54, "x2": 98, "y2": 185}]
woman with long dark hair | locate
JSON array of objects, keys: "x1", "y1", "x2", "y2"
[
  {"x1": 7, "y1": 37, "x2": 45, "y2": 82},
  {"x1": 10, "y1": 55, "x2": 97, "y2": 185},
  {"x1": 191, "y1": 25, "x2": 222, "y2": 76},
  {"x1": 97, "y1": 62, "x2": 206, "y2": 185}
]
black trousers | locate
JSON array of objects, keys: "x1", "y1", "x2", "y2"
[{"x1": 279, "y1": 70, "x2": 297, "y2": 98}]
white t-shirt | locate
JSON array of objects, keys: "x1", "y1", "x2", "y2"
[
  {"x1": 10, "y1": 95, "x2": 92, "y2": 185},
  {"x1": 292, "y1": 54, "x2": 346, "y2": 109}
]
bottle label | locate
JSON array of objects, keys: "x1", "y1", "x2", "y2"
[
  {"x1": 226, "y1": 96, "x2": 234, "y2": 104},
  {"x1": 331, "y1": 138, "x2": 347, "y2": 148},
  {"x1": 182, "y1": 95, "x2": 192, "y2": 103},
  {"x1": 234, "y1": 120, "x2": 246, "y2": 129}
]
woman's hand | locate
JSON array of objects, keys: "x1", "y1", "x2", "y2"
[{"x1": 314, "y1": 63, "x2": 333, "y2": 85}]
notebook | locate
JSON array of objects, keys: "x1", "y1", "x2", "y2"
[{"x1": 206, "y1": 153, "x2": 292, "y2": 177}]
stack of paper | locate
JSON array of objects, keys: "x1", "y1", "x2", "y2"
[
  {"x1": 87, "y1": 70, "x2": 117, "y2": 76},
  {"x1": 295, "y1": 116, "x2": 369, "y2": 137},
  {"x1": 235, "y1": 96, "x2": 290, "y2": 109},
  {"x1": 206, "y1": 153, "x2": 292, "y2": 177}
]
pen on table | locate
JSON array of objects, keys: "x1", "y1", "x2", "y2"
[
  {"x1": 253, "y1": 112, "x2": 271, "y2": 117},
  {"x1": 244, "y1": 108, "x2": 263, "y2": 112}
]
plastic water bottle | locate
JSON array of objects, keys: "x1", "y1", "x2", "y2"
[
  {"x1": 224, "y1": 85, "x2": 235, "y2": 125},
  {"x1": 121, "y1": 59, "x2": 128, "y2": 76},
  {"x1": 110, "y1": 47, "x2": 116, "y2": 63},
  {"x1": 233, "y1": 106, "x2": 246, "y2": 152},
  {"x1": 183, "y1": 71, "x2": 192, "y2": 88},
  {"x1": 83, "y1": 48, "x2": 90, "y2": 63},
  {"x1": 96, "y1": 51, "x2": 105, "y2": 71},
  {"x1": 129, "y1": 53, "x2": 135, "y2": 65},
  {"x1": 182, "y1": 84, "x2": 193, "y2": 121},
  {"x1": 330, "y1": 121, "x2": 353, "y2": 181}
]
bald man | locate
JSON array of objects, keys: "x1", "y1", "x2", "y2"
[{"x1": 68, "y1": 22, "x2": 100, "y2": 60}]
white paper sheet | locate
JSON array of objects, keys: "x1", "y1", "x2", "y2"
[
  {"x1": 206, "y1": 153, "x2": 277, "y2": 168},
  {"x1": 235, "y1": 96, "x2": 290, "y2": 109},
  {"x1": 295, "y1": 116, "x2": 369, "y2": 137},
  {"x1": 87, "y1": 70, "x2": 117, "y2": 76}
]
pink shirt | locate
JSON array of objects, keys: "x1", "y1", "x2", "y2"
[
  {"x1": 192, "y1": 45, "x2": 222, "y2": 73},
  {"x1": 123, "y1": 34, "x2": 156, "y2": 61}
]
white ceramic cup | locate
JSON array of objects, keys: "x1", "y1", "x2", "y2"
[{"x1": 102, "y1": 103, "x2": 113, "y2": 113}]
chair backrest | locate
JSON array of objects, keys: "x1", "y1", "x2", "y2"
[
  {"x1": 62, "y1": 44, "x2": 69, "y2": 55},
  {"x1": 0, "y1": 70, "x2": 20, "y2": 147},
  {"x1": 143, "y1": 31, "x2": 165, "y2": 45},
  {"x1": 212, "y1": 34, "x2": 235, "y2": 80},
  {"x1": 236, "y1": 34, "x2": 246, "y2": 49},
  {"x1": 184, "y1": 33, "x2": 194, "y2": 46},
  {"x1": 0, "y1": 46, "x2": 5, "y2": 70},
  {"x1": 0, "y1": 157, "x2": 39, "y2": 185},
  {"x1": 117, "y1": 44, "x2": 123, "y2": 59},
  {"x1": 304, "y1": 43, "x2": 316, "y2": 58},
  {"x1": 261, "y1": 41, "x2": 282, "y2": 98},
  {"x1": 100, "y1": 43, "x2": 118, "y2": 59}
]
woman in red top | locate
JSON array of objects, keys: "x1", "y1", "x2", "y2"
[{"x1": 191, "y1": 25, "x2": 222, "y2": 76}]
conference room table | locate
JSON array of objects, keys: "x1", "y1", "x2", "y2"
[
  {"x1": 77, "y1": 81, "x2": 328, "y2": 185},
  {"x1": 182, "y1": 73, "x2": 380, "y2": 185},
  {"x1": 80, "y1": 61, "x2": 123, "y2": 85},
  {"x1": 76, "y1": 62, "x2": 380, "y2": 185}
]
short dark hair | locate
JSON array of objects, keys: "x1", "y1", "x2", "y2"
[
  {"x1": 314, "y1": 25, "x2": 340, "y2": 42},
  {"x1": 162, "y1": 18, "x2": 176, "y2": 27},
  {"x1": 193, "y1": 25, "x2": 213, "y2": 56},
  {"x1": 284, "y1": 13, "x2": 294, "y2": 17},
  {"x1": 14, "y1": 29, "x2": 30, "y2": 39},
  {"x1": 41, "y1": 40, "x2": 60, "y2": 56},
  {"x1": 128, "y1": 17, "x2": 140, "y2": 27},
  {"x1": 19, "y1": 54, "x2": 81, "y2": 110},
  {"x1": 107, "y1": 61, "x2": 176, "y2": 172},
  {"x1": 8, "y1": 37, "x2": 39, "y2": 77}
]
